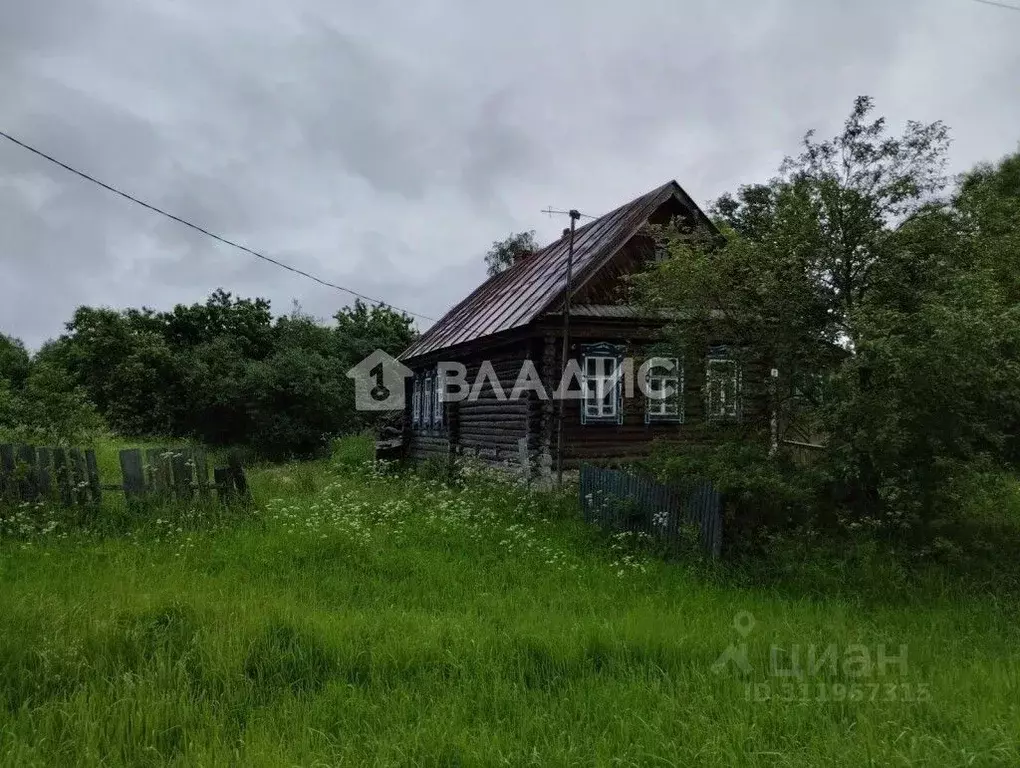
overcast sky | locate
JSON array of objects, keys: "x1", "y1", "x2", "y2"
[{"x1": 2, "y1": 0, "x2": 1018, "y2": 349}]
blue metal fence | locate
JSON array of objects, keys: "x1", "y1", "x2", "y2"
[{"x1": 579, "y1": 464, "x2": 723, "y2": 558}]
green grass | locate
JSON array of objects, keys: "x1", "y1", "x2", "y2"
[{"x1": 0, "y1": 439, "x2": 1017, "y2": 766}]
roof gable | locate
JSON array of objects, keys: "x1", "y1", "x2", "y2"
[{"x1": 400, "y1": 180, "x2": 716, "y2": 361}]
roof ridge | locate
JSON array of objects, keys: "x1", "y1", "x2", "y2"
[{"x1": 399, "y1": 178, "x2": 696, "y2": 361}]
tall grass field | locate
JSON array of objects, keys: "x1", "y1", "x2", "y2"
[{"x1": 0, "y1": 437, "x2": 1017, "y2": 766}]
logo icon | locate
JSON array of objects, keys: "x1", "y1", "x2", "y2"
[
  {"x1": 346, "y1": 349, "x2": 413, "y2": 411},
  {"x1": 712, "y1": 611, "x2": 756, "y2": 675}
]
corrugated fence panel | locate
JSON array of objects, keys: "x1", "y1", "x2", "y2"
[{"x1": 579, "y1": 464, "x2": 722, "y2": 558}]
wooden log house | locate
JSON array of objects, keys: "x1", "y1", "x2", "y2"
[{"x1": 398, "y1": 180, "x2": 769, "y2": 473}]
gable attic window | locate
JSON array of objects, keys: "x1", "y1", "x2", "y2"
[
  {"x1": 582, "y1": 343, "x2": 624, "y2": 425},
  {"x1": 705, "y1": 349, "x2": 741, "y2": 421},
  {"x1": 645, "y1": 357, "x2": 683, "y2": 423}
]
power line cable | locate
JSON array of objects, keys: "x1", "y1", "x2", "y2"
[
  {"x1": 971, "y1": 0, "x2": 1020, "y2": 12},
  {"x1": 0, "y1": 129, "x2": 437, "y2": 322}
]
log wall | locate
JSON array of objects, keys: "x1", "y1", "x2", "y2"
[
  {"x1": 406, "y1": 340, "x2": 535, "y2": 469},
  {"x1": 535, "y1": 324, "x2": 771, "y2": 469}
]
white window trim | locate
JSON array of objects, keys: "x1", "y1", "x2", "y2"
[
  {"x1": 645, "y1": 357, "x2": 684, "y2": 423},
  {"x1": 432, "y1": 370, "x2": 444, "y2": 429},
  {"x1": 706, "y1": 357, "x2": 742, "y2": 421},
  {"x1": 582, "y1": 351, "x2": 622, "y2": 424},
  {"x1": 411, "y1": 375, "x2": 422, "y2": 427},
  {"x1": 422, "y1": 375, "x2": 434, "y2": 428}
]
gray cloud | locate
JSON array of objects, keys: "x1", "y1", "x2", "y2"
[{"x1": 1, "y1": 0, "x2": 1018, "y2": 348}]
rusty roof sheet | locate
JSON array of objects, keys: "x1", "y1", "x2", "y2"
[{"x1": 400, "y1": 180, "x2": 707, "y2": 361}]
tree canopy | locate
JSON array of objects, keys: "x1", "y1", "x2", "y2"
[
  {"x1": 636, "y1": 96, "x2": 1020, "y2": 546},
  {"x1": 0, "y1": 292, "x2": 417, "y2": 458},
  {"x1": 484, "y1": 231, "x2": 537, "y2": 276}
]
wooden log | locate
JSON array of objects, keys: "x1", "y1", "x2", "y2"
[
  {"x1": 458, "y1": 400, "x2": 529, "y2": 410},
  {"x1": 457, "y1": 412, "x2": 528, "y2": 423},
  {"x1": 458, "y1": 427, "x2": 527, "y2": 438},
  {"x1": 459, "y1": 438, "x2": 526, "y2": 451},
  {"x1": 119, "y1": 449, "x2": 145, "y2": 501},
  {"x1": 84, "y1": 449, "x2": 102, "y2": 505},
  {"x1": 16, "y1": 444, "x2": 37, "y2": 501},
  {"x1": 457, "y1": 426, "x2": 526, "y2": 436},
  {"x1": 52, "y1": 448, "x2": 73, "y2": 506},
  {"x1": 68, "y1": 449, "x2": 87, "y2": 506}
]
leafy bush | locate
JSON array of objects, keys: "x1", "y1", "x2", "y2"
[
  {"x1": 12, "y1": 291, "x2": 417, "y2": 460},
  {"x1": 648, "y1": 441, "x2": 831, "y2": 551},
  {"x1": 0, "y1": 360, "x2": 104, "y2": 445}
]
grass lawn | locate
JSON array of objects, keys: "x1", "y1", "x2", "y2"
[{"x1": 0, "y1": 438, "x2": 1018, "y2": 766}]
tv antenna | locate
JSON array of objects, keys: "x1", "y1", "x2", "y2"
[
  {"x1": 542, "y1": 207, "x2": 597, "y2": 220},
  {"x1": 538, "y1": 208, "x2": 587, "y2": 489}
]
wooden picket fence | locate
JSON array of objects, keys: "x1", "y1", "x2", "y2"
[
  {"x1": 579, "y1": 464, "x2": 723, "y2": 558},
  {"x1": 0, "y1": 443, "x2": 249, "y2": 507}
]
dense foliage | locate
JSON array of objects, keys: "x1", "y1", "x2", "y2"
[
  {"x1": 0, "y1": 291, "x2": 417, "y2": 459},
  {"x1": 637, "y1": 96, "x2": 1020, "y2": 548},
  {"x1": 484, "y1": 230, "x2": 537, "y2": 276}
]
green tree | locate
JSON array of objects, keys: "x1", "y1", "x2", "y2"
[
  {"x1": 713, "y1": 95, "x2": 951, "y2": 344},
  {"x1": 33, "y1": 291, "x2": 420, "y2": 459},
  {"x1": 484, "y1": 231, "x2": 537, "y2": 276},
  {"x1": 638, "y1": 98, "x2": 1020, "y2": 543},
  {"x1": 0, "y1": 334, "x2": 31, "y2": 389},
  {"x1": 333, "y1": 299, "x2": 417, "y2": 364},
  {"x1": 14, "y1": 362, "x2": 105, "y2": 445}
]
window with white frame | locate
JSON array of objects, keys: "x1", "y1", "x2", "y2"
[
  {"x1": 432, "y1": 369, "x2": 444, "y2": 428},
  {"x1": 706, "y1": 357, "x2": 741, "y2": 421},
  {"x1": 582, "y1": 344, "x2": 623, "y2": 424},
  {"x1": 645, "y1": 357, "x2": 683, "y2": 422},
  {"x1": 422, "y1": 375, "x2": 434, "y2": 428},
  {"x1": 411, "y1": 375, "x2": 422, "y2": 427}
]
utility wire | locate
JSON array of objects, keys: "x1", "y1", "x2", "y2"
[
  {"x1": 0, "y1": 129, "x2": 437, "y2": 322},
  {"x1": 971, "y1": 0, "x2": 1020, "y2": 12}
]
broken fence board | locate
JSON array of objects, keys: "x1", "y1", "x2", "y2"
[
  {"x1": 146, "y1": 448, "x2": 171, "y2": 499},
  {"x1": 52, "y1": 448, "x2": 72, "y2": 507},
  {"x1": 227, "y1": 452, "x2": 250, "y2": 501},
  {"x1": 0, "y1": 444, "x2": 14, "y2": 500},
  {"x1": 214, "y1": 467, "x2": 234, "y2": 502},
  {"x1": 37, "y1": 447, "x2": 52, "y2": 499},
  {"x1": 84, "y1": 449, "x2": 102, "y2": 505},
  {"x1": 68, "y1": 448, "x2": 87, "y2": 506},
  {"x1": 16, "y1": 444, "x2": 37, "y2": 501},
  {"x1": 193, "y1": 449, "x2": 210, "y2": 499},
  {"x1": 172, "y1": 449, "x2": 194, "y2": 501},
  {"x1": 119, "y1": 449, "x2": 145, "y2": 500}
]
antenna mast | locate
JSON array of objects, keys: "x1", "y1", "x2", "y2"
[{"x1": 553, "y1": 209, "x2": 581, "y2": 487}]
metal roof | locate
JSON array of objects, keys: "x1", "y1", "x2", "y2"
[
  {"x1": 400, "y1": 180, "x2": 712, "y2": 361},
  {"x1": 566, "y1": 304, "x2": 649, "y2": 319}
]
